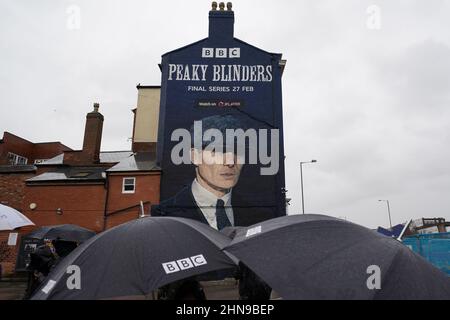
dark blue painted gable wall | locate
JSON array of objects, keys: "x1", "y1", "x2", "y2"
[{"x1": 157, "y1": 8, "x2": 286, "y2": 219}]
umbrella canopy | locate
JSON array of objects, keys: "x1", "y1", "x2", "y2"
[
  {"x1": 220, "y1": 226, "x2": 245, "y2": 239},
  {"x1": 31, "y1": 217, "x2": 236, "y2": 300},
  {"x1": 26, "y1": 224, "x2": 95, "y2": 243},
  {"x1": 0, "y1": 204, "x2": 34, "y2": 231},
  {"x1": 224, "y1": 214, "x2": 450, "y2": 300}
]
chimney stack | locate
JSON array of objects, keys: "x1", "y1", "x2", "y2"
[
  {"x1": 209, "y1": 2, "x2": 234, "y2": 41},
  {"x1": 82, "y1": 102, "x2": 103, "y2": 163}
]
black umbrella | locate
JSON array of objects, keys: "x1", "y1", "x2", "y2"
[
  {"x1": 27, "y1": 224, "x2": 96, "y2": 243},
  {"x1": 31, "y1": 217, "x2": 236, "y2": 300},
  {"x1": 220, "y1": 226, "x2": 245, "y2": 239},
  {"x1": 224, "y1": 214, "x2": 450, "y2": 300}
]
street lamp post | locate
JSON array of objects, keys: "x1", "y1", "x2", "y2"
[
  {"x1": 378, "y1": 199, "x2": 393, "y2": 228},
  {"x1": 300, "y1": 160, "x2": 317, "y2": 214}
]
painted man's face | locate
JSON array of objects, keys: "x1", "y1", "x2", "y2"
[{"x1": 192, "y1": 149, "x2": 243, "y2": 191}]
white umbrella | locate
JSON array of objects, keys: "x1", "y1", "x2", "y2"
[{"x1": 0, "y1": 204, "x2": 35, "y2": 231}]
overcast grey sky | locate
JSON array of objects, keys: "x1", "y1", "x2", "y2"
[{"x1": 1, "y1": 1, "x2": 449, "y2": 228}]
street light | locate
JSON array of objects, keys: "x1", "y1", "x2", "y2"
[
  {"x1": 300, "y1": 160, "x2": 317, "y2": 214},
  {"x1": 378, "y1": 199, "x2": 392, "y2": 228}
]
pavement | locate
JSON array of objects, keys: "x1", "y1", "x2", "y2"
[
  {"x1": 0, "y1": 278, "x2": 239, "y2": 300},
  {"x1": 0, "y1": 280, "x2": 27, "y2": 300},
  {"x1": 202, "y1": 279, "x2": 240, "y2": 300}
]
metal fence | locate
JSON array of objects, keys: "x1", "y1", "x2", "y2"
[{"x1": 402, "y1": 232, "x2": 450, "y2": 276}]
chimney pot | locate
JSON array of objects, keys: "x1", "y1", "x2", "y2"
[
  {"x1": 209, "y1": 1, "x2": 234, "y2": 40},
  {"x1": 93, "y1": 102, "x2": 100, "y2": 112}
]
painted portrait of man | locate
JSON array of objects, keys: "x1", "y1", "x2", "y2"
[{"x1": 151, "y1": 114, "x2": 273, "y2": 229}]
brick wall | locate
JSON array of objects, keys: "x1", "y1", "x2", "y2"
[
  {"x1": 32, "y1": 142, "x2": 71, "y2": 162},
  {"x1": 0, "y1": 183, "x2": 108, "y2": 276},
  {"x1": 1, "y1": 172, "x2": 161, "y2": 276},
  {"x1": 106, "y1": 173, "x2": 160, "y2": 212},
  {"x1": 132, "y1": 142, "x2": 157, "y2": 153},
  {"x1": 0, "y1": 172, "x2": 36, "y2": 211},
  {"x1": 0, "y1": 132, "x2": 70, "y2": 165},
  {"x1": 105, "y1": 207, "x2": 143, "y2": 230},
  {"x1": 105, "y1": 173, "x2": 160, "y2": 228},
  {"x1": 61, "y1": 151, "x2": 92, "y2": 166},
  {"x1": 0, "y1": 231, "x2": 21, "y2": 276},
  {"x1": 0, "y1": 173, "x2": 34, "y2": 274},
  {"x1": 0, "y1": 133, "x2": 34, "y2": 165},
  {"x1": 23, "y1": 184, "x2": 107, "y2": 233}
]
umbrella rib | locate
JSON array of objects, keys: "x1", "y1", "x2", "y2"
[
  {"x1": 227, "y1": 231, "x2": 387, "y2": 300},
  {"x1": 166, "y1": 218, "x2": 238, "y2": 264},
  {"x1": 371, "y1": 247, "x2": 403, "y2": 300},
  {"x1": 165, "y1": 217, "x2": 230, "y2": 249},
  {"x1": 152, "y1": 217, "x2": 233, "y2": 262},
  {"x1": 298, "y1": 236, "x2": 401, "y2": 300}
]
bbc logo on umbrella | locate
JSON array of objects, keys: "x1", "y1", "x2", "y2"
[{"x1": 162, "y1": 254, "x2": 208, "y2": 274}]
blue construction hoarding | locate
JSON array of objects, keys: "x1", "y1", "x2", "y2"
[{"x1": 403, "y1": 233, "x2": 450, "y2": 276}]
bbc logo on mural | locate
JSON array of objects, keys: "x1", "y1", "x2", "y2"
[
  {"x1": 202, "y1": 48, "x2": 240, "y2": 58},
  {"x1": 162, "y1": 254, "x2": 208, "y2": 274}
]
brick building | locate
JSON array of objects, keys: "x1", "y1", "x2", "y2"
[
  {"x1": 0, "y1": 133, "x2": 72, "y2": 276},
  {"x1": 0, "y1": 131, "x2": 71, "y2": 167},
  {"x1": 21, "y1": 103, "x2": 161, "y2": 233},
  {"x1": 23, "y1": 151, "x2": 160, "y2": 233},
  {"x1": 0, "y1": 132, "x2": 72, "y2": 211},
  {"x1": 1, "y1": 102, "x2": 161, "y2": 276}
]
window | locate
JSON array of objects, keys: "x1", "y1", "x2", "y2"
[
  {"x1": 122, "y1": 177, "x2": 136, "y2": 194},
  {"x1": 7, "y1": 152, "x2": 28, "y2": 165},
  {"x1": 34, "y1": 159, "x2": 48, "y2": 164}
]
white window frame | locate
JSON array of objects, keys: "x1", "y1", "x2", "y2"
[
  {"x1": 122, "y1": 177, "x2": 136, "y2": 194},
  {"x1": 34, "y1": 159, "x2": 48, "y2": 164},
  {"x1": 7, "y1": 152, "x2": 28, "y2": 165}
]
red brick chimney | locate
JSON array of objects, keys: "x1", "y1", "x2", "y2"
[
  {"x1": 82, "y1": 103, "x2": 103, "y2": 163},
  {"x1": 63, "y1": 103, "x2": 104, "y2": 165}
]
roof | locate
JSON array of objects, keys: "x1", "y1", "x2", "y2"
[
  {"x1": 27, "y1": 152, "x2": 159, "y2": 182},
  {"x1": 100, "y1": 151, "x2": 134, "y2": 163},
  {"x1": 0, "y1": 165, "x2": 37, "y2": 173},
  {"x1": 1, "y1": 132, "x2": 72, "y2": 150},
  {"x1": 161, "y1": 37, "x2": 282, "y2": 59},
  {"x1": 38, "y1": 151, "x2": 133, "y2": 166},
  {"x1": 40, "y1": 154, "x2": 64, "y2": 165},
  {"x1": 136, "y1": 84, "x2": 161, "y2": 89},
  {"x1": 27, "y1": 167, "x2": 106, "y2": 183},
  {"x1": 107, "y1": 152, "x2": 160, "y2": 173},
  {"x1": 1, "y1": 131, "x2": 34, "y2": 145}
]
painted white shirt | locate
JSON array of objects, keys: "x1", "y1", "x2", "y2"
[{"x1": 191, "y1": 179, "x2": 234, "y2": 230}]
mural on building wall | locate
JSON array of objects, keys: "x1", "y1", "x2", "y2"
[{"x1": 152, "y1": 5, "x2": 286, "y2": 228}]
